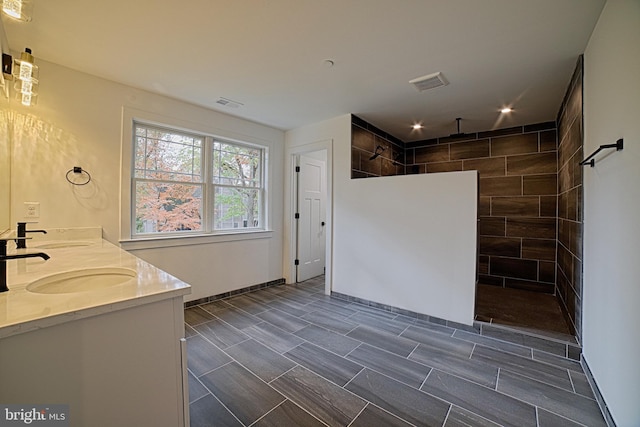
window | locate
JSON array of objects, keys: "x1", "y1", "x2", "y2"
[{"x1": 132, "y1": 122, "x2": 265, "y2": 237}]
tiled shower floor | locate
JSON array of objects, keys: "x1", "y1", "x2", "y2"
[
  {"x1": 475, "y1": 284, "x2": 573, "y2": 337},
  {"x1": 185, "y1": 276, "x2": 605, "y2": 426}
]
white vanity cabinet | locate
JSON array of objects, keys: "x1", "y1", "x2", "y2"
[{"x1": 0, "y1": 295, "x2": 189, "y2": 427}]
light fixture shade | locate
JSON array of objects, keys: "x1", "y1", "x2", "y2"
[
  {"x1": 12, "y1": 48, "x2": 38, "y2": 106},
  {"x1": 2, "y1": 0, "x2": 32, "y2": 22}
]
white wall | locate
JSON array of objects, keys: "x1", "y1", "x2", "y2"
[
  {"x1": 4, "y1": 58, "x2": 285, "y2": 302},
  {"x1": 583, "y1": 1, "x2": 640, "y2": 426},
  {"x1": 286, "y1": 115, "x2": 478, "y2": 325},
  {"x1": 335, "y1": 172, "x2": 478, "y2": 325}
]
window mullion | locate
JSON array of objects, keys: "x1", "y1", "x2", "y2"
[{"x1": 203, "y1": 136, "x2": 213, "y2": 233}]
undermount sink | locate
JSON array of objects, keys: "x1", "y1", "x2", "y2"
[
  {"x1": 34, "y1": 241, "x2": 94, "y2": 249},
  {"x1": 27, "y1": 267, "x2": 137, "y2": 294}
]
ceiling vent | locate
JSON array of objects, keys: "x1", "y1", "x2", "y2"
[
  {"x1": 409, "y1": 72, "x2": 448, "y2": 92},
  {"x1": 215, "y1": 97, "x2": 243, "y2": 108}
]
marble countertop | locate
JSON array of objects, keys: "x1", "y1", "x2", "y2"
[{"x1": 1, "y1": 228, "x2": 191, "y2": 338}]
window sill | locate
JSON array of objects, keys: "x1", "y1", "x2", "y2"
[{"x1": 119, "y1": 230, "x2": 273, "y2": 251}]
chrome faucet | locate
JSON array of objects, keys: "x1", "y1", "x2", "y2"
[
  {"x1": 16, "y1": 222, "x2": 47, "y2": 249},
  {"x1": 0, "y1": 238, "x2": 50, "y2": 292}
]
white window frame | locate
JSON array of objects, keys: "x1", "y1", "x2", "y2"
[{"x1": 120, "y1": 108, "x2": 272, "y2": 250}]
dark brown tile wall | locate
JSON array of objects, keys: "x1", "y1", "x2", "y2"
[
  {"x1": 351, "y1": 115, "x2": 405, "y2": 178},
  {"x1": 407, "y1": 124, "x2": 558, "y2": 294},
  {"x1": 556, "y1": 56, "x2": 584, "y2": 338}
]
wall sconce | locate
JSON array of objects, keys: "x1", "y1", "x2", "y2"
[
  {"x1": 2, "y1": 0, "x2": 33, "y2": 22},
  {"x1": 11, "y1": 48, "x2": 38, "y2": 106}
]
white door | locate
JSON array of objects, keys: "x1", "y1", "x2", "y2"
[{"x1": 296, "y1": 153, "x2": 326, "y2": 282}]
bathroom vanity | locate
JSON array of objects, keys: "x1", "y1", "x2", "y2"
[{"x1": 0, "y1": 228, "x2": 191, "y2": 427}]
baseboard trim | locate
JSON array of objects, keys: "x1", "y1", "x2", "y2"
[
  {"x1": 184, "y1": 278, "x2": 285, "y2": 308},
  {"x1": 581, "y1": 355, "x2": 617, "y2": 427}
]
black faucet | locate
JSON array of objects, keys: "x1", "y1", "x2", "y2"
[
  {"x1": 0, "y1": 238, "x2": 50, "y2": 292},
  {"x1": 16, "y1": 222, "x2": 47, "y2": 249}
]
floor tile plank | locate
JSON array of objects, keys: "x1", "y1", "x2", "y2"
[
  {"x1": 497, "y1": 370, "x2": 606, "y2": 426},
  {"x1": 348, "y1": 311, "x2": 411, "y2": 335},
  {"x1": 346, "y1": 343, "x2": 430, "y2": 388},
  {"x1": 189, "y1": 394, "x2": 242, "y2": 427},
  {"x1": 421, "y1": 369, "x2": 537, "y2": 427},
  {"x1": 401, "y1": 325, "x2": 474, "y2": 357},
  {"x1": 347, "y1": 325, "x2": 418, "y2": 357},
  {"x1": 267, "y1": 299, "x2": 312, "y2": 317},
  {"x1": 199, "y1": 362, "x2": 285, "y2": 426},
  {"x1": 186, "y1": 335, "x2": 232, "y2": 377},
  {"x1": 301, "y1": 309, "x2": 359, "y2": 334},
  {"x1": 409, "y1": 344, "x2": 499, "y2": 388},
  {"x1": 472, "y1": 345, "x2": 573, "y2": 391},
  {"x1": 187, "y1": 371, "x2": 209, "y2": 404},
  {"x1": 225, "y1": 294, "x2": 272, "y2": 315},
  {"x1": 185, "y1": 307, "x2": 216, "y2": 327},
  {"x1": 444, "y1": 406, "x2": 501, "y2": 427},
  {"x1": 271, "y1": 365, "x2": 367, "y2": 427},
  {"x1": 285, "y1": 342, "x2": 363, "y2": 386},
  {"x1": 453, "y1": 329, "x2": 533, "y2": 358},
  {"x1": 345, "y1": 368, "x2": 450, "y2": 427},
  {"x1": 254, "y1": 400, "x2": 326, "y2": 427},
  {"x1": 213, "y1": 306, "x2": 262, "y2": 330},
  {"x1": 257, "y1": 308, "x2": 311, "y2": 332},
  {"x1": 194, "y1": 318, "x2": 249, "y2": 350},
  {"x1": 350, "y1": 404, "x2": 414, "y2": 427},
  {"x1": 537, "y1": 408, "x2": 584, "y2": 427},
  {"x1": 225, "y1": 339, "x2": 296, "y2": 382},
  {"x1": 294, "y1": 324, "x2": 362, "y2": 356},
  {"x1": 242, "y1": 322, "x2": 305, "y2": 354}
]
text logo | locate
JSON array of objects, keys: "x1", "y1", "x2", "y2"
[{"x1": 0, "y1": 405, "x2": 69, "y2": 426}]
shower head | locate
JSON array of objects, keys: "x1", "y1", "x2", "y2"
[{"x1": 369, "y1": 145, "x2": 386, "y2": 161}]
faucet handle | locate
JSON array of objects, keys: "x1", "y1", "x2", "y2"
[{"x1": 5, "y1": 236, "x2": 31, "y2": 250}]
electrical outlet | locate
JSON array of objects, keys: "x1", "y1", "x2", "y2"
[{"x1": 24, "y1": 202, "x2": 40, "y2": 218}]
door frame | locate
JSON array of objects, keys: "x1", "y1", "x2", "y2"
[{"x1": 283, "y1": 139, "x2": 333, "y2": 295}]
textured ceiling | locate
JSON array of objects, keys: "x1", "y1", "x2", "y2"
[{"x1": 3, "y1": 0, "x2": 605, "y2": 141}]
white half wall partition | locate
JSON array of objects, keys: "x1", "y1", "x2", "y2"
[{"x1": 333, "y1": 171, "x2": 478, "y2": 326}]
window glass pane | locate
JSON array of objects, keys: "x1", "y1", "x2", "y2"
[
  {"x1": 134, "y1": 125, "x2": 203, "y2": 182},
  {"x1": 214, "y1": 187, "x2": 261, "y2": 230},
  {"x1": 212, "y1": 141, "x2": 261, "y2": 187},
  {"x1": 134, "y1": 181, "x2": 203, "y2": 233}
]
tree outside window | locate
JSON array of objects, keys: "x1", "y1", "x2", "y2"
[{"x1": 132, "y1": 123, "x2": 265, "y2": 236}]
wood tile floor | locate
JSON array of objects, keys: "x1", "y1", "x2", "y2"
[{"x1": 185, "y1": 276, "x2": 605, "y2": 427}]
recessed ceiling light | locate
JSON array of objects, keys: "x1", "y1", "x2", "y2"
[
  {"x1": 412, "y1": 123, "x2": 423, "y2": 130},
  {"x1": 501, "y1": 107, "x2": 513, "y2": 114}
]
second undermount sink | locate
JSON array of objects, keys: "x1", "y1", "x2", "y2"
[
  {"x1": 34, "y1": 241, "x2": 94, "y2": 249},
  {"x1": 27, "y1": 267, "x2": 137, "y2": 294}
]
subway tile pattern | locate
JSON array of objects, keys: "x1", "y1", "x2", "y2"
[
  {"x1": 410, "y1": 125, "x2": 558, "y2": 294},
  {"x1": 186, "y1": 277, "x2": 605, "y2": 427}
]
